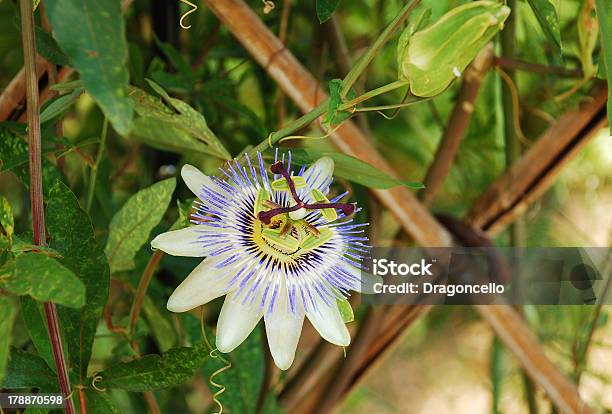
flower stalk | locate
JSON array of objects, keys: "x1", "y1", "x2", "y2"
[{"x1": 19, "y1": 0, "x2": 75, "y2": 412}]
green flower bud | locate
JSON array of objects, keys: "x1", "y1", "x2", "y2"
[{"x1": 398, "y1": 1, "x2": 510, "y2": 97}]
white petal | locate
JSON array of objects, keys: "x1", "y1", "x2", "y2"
[
  {"x1": 167, "y1": 255, "x2": 233, "y2": 312},
  {"x1": 341, "y1": 263, "x2": 383, "y2": 294},
  {"x1": 306, "y1": 297, "x2": 350, "y2": 347},
  {"x1": 303, "y1": 157, "x2": 334, "y2": 193},
  {"x1": 216, "y1": 291, "x2": 263, "y2": 353},
  {"x1": 151, "y1": 226, "x2": 209, "y2": 257},
  {"x1": 264, "y1": 291, "x2": 304, "y2": 370},
  {"x1": 181, "y1": 164, "x2": 215, "y2": 198}
]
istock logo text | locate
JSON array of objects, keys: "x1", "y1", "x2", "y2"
[{"x1": 372, "y1": 259, "x2": 434, "y2": 276}]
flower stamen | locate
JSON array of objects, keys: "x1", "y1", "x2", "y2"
[{"x1": 258, "y1": 162, "x2": 356, "y2": 224}]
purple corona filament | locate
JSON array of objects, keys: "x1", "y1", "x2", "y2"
[{"x1": 258, "y1": 161, "x2": 356, "y2": 224}]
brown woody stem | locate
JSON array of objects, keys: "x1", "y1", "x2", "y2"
[{"x1": 19, "y1": 0, "x2": 75, "y2": 412}]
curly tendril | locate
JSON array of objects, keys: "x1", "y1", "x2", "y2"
[
  {"x1": 201, "y1": 308, "x2": 231, "y2": 414},
  {"x1": 179, "y1": 0, "x2": 197, "y2": 29}
]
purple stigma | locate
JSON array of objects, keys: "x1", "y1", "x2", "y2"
[{"x1": 257, "y1": 161, "x2": 356, "y2": 224}]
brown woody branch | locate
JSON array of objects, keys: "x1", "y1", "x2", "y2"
[
  {"x1": 419, "y1": 44, "x2": 494, "y2": 206},
  {"x1": 467, "y1": 83, "x2": 608, "y2": 236},
  {"x1": 0, "y1": 56, "x2": 50, "y2": 121}
]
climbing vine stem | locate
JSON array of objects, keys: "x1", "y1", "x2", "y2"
[{"x1": 19, "y1": 0, "x2": 76, "y2": 412}]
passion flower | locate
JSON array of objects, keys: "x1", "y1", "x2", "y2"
[{"x1": 151, "y1": 152, "x2": 380, "y2": 370}]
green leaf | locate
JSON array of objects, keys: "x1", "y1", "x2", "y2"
[
  {"x1": 142, "y1": 296, "x2": 176, "y2": 352},
  {"x1": 43, "y1": 0, "x2": 134, "y2": 134},
  {"x1": 35, "y1": 26, "x2": 71, "y2": 66},
  {"x1": 289, "y1": 149, "x2": 424, "y2": 189},
  {"x1": 316, "y1": 0, "x2": 341, "y2": 23},
  {"x1": 152, "y1": 38, "x2": 195, "y2": 87},
  {"x1": 526, "y1": 0, "x2": 562, "y2": 60},
  {"x1": 0, "y1": 296, "x2": 17, "y2": 384},
  {"x1": 105, "y1": 178, "x2": 176, "y2": 273},
  {"x1": 128, "y1": 82, "x2": 231, "y2": 160},
  {"x1": 46, "y1": 180, "x2": 110, "y2": 381},
  {"x1": 398, "y1": 1, "x2": 510, "y2": 97},
  {"x1": 20, "y1": 297, "x2": 55, "y2": 370},
  {"x1": 169, "y1": 198, "x2": 195, "y2": 231},
  {"x1": 12, "y1": 16, "x2": 72, "y2": 67},
  {"x1": 595, "y1": 0, "x2": 612, "y2": 135},
  {"x1": 83, "y1": 389, "x2": 120, "y2": 414},
  {"x1": 324, "y1": 79, "x2": 355, "y2": 127},
  {"x1": 0, "y1": 253, "x2": 86, "y2": 308},
  {"x1": 0, "y1": 128, "x2": 63, "y2": 195},
  {"x1": 1, "y1": 349, "x2": 58, "y2": 390},
  {"x1": 336, "y1": 298, "x2": 354, "y2": 323},
  {"x1": 0, "y1": 196, "x2": 14, "y2": 238},
  {"x1": 39, "y1": 88, "x2": 83, "y2": 124},
  {"x1": 97, "y1": 343, "x2": 209, "y2": 391}
]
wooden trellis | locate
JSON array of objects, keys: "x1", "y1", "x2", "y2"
[{"x1": 0, "y1": 1, "x2": 607, "y2": 413}]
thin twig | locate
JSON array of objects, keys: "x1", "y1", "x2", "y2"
[
  {"x1": 420, "y1": 45, "x2": 493, "y2": 206},
  {"x1": 19, "y1": 0, "x2": 75, "y2": 412},
  {"x1": 340, "y1": 0, "x2": 420, "y2": 97},
  {"x1": 128, "y1": 250, "x2": 164, "y2": 337}
]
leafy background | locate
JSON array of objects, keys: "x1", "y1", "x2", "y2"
[{"x1": 0, "y1": 0, "x2": 611, "y2": 413}]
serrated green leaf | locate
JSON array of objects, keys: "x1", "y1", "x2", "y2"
[
  {"x1": 20, "y1": 297, "x2": 55, "y2": 371},
  {"x1": 0, "y1": 196, "x2": 14, "y2": 238},
  {"x1": 46, "y1": 180, "x2": 110, "y2": 381},
  {"x1": 1, "y1": 349, "x2": 58, "y2": 390},
  {"x1": 97, "y1": 342, "x2": 209, "y2": 391},
  {"x1": 43, "y1": 0, "x2": 133, "y2": 134},
  {"x1": 336, "y1": 298, "x2": 354, "y2": 323},
  {"x1": 526, "y1": 0, "x2": 562, "y2": 60},
  {"x1": 105, "y1": 178, "x2": 176, "y2": 273},
  {"x1": 595, "y1": 0, "x2": 612, "y2": 135},
  {"x1": 129, "y1": 83, "x2": 231, "y2": 160},
  {"x1": 289, "y1": 149, "x2": 424, "y2": 189},
  {"x1": 0, "y1": 296, "x2": 17, "y2": 384},
  {"x1": 316, "y1": 0, "x2": 340, "y2": 23},
  {"x1": 0, "y1": 253, "x2": 85, "y2": 308},
  {"x1": 399, "y1": 1, "x2": 510, "y2": 97}
]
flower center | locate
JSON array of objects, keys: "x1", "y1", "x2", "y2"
[
  {"x1": 257, "y1": 162, "x2": 356, "y2": 225},
  {"x1": 252, "y1": 161, "x2": 355, "y2": 258}
]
